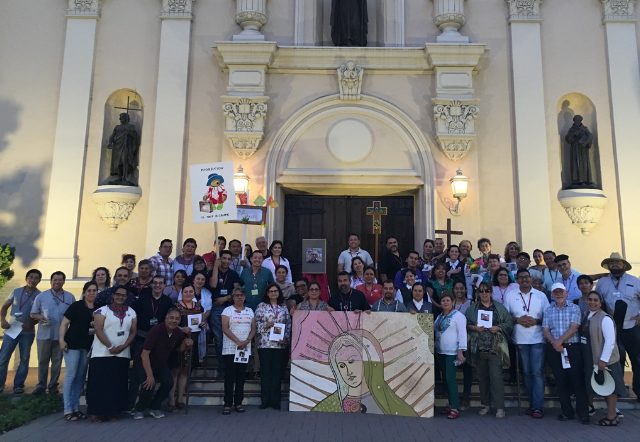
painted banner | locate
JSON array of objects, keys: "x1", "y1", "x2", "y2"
[
  {"x1": 289, "y1": 311, "x2": 435, "y2": 418},
  {"x1": 189, "y1": 161, "x2": 237, "y2": 224}
]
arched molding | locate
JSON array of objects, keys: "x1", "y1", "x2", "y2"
[{"x1": 264, "y1": 94, "x2": 437, "y2": 249}]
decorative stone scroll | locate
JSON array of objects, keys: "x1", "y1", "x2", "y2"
[
  {"x1": 91, "y1": 186, "x2": 142, "y2": 231},
  {"x1": 234, "y1": 0, "x2": 268, "y2": 41},
  {"x1": 337, "y1": 61, "x2": 363, "y2": 101},
  {"x1": 506, "y1": 0, "x2": 542, "y2": 22},
  {"x1": 601, "y1": 0, "x2": 636, "y2": 22},
  {"x1": 67, "y1": 0, "x2": 101, "y2": 17},
  {"x1": 161, "y1": 0, "x2": 195, "y2": 19},
  {"x1": 223, "y1": 96, "x2": 269, "y2": 158},
  {"x1": 432, "y1": 0, "x2": 468, "y2": 43},
  {"x1": 558, "y1": 188, "x2": 609, "y2": 235},
  {"x1": 433, "y1": 98, "x2": 479, "y2": 161}
]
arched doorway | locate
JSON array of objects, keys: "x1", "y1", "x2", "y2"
[{"x1": 264, "y1": 95, "x2": 436, "y2": 282}]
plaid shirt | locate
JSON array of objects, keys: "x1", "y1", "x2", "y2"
[
  {"x1": 542, "y1": 302, "x2": 581, "y2": 343},
  {"x1": 149, "y1": 253, "x2": 174, "y2": 286}
]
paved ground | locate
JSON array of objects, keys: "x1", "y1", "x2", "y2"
[{"x1": 2, "y1": 406, "x2": 639, "y2": 442}]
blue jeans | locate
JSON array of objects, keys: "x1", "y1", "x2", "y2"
[
  {"x1": 0, "y1": 332, "x2": 35, "y2": 390},
  {"x1": 62, "y1": 349, "x2": 89, "y2": 413},
  {"x1": 209, "y1": 306, "x2": 226, "y2": 375},
  {"x1": 518, "y1": 343, "x2": 545, "y2": 410}
]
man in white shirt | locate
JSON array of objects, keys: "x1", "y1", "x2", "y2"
[
  {"x1": 553, "y1": 255, "x2": 582, "y2": 302},
  {"x1": 337, "y1": 234, "x2": 373, "y2": 274},
  {"x1": 504, "y1": 268, "x2": 549, "y2": 419},
  {"x1": 596, "y1": 252, "x2": 640, "y2": 401}
]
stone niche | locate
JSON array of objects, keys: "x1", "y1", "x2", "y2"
[
  {"x1": 557, "y1": 93, "x2": 602, "y2": 190},
  {"x1": 98, "y1": 89, "x2": 143, "y2": 186}
]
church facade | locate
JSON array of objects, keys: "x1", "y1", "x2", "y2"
[{"x1": 1, "y1": 0, "x2": 639, "y2": 291}]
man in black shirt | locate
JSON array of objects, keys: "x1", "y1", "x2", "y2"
[
  {"x1": 328, "y1": 272, "x2": 371, "y2": 313},
  {"x1": 210, "y1": 250, "x2": 242, "y2": 379},
  {"x1": 379, "y1": 236, "x2": 404, "y2": 283},
  {"x1": 127, "y1": 275, "x2": 173, "y2": 411}
]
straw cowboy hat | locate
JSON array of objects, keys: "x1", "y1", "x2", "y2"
[
  {"x1": 590, "y1": 365, "x2": 615, "y2": 397},
  {"x1": 601, "y1": 252, "x2": 632, "y2": 271}
]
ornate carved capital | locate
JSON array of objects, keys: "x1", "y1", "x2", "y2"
[
  {"x1": 222, "y1": 96, "x2": 269, "y2": 158},
  {"x1": 558, "y1": 189, "x2": 609, "y2": 235},
  {"x1": 337, "y1": 62, "x2": 363, "y2": 101},
  {"x1": 433, "y1": 98, "x2": 479, "y2": 161},
  {"x1": 67, "y1": 0, "x2": 100, "y2": 18},
  {"x1": 506, "y1": 0, "x2": 542, "y2": 23},
  {"x1": 161, "y1": 0, "x2": 195, "y2": 20},
  {"x1": 91, "y1": 186, "x2": 142, "y2": 231},
  {"x1": 234, "y1": 0, "x2": 268, "y2": 41},
  {"x1": 601, "y1": 0, "x2": 637, "y2": 22}
]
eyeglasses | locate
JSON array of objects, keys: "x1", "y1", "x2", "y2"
[
  {"x1": 309, "y1": 288, "x2": 321, "y2": 292},
  {"x1": 267, "y1": 289, "x2": 280, "y2": 294},
  {"x1": 478, "y1": 289, "x2": 491, "y2": 294},
  {"x1": 295, "y1": 285, "x2": 307, "y2": 290}
]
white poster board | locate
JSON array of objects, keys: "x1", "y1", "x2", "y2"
[{"x1": 190, "y1": 161, "x2": 237, "y2": 224}]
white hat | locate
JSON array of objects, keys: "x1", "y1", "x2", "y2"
[
  {"x1": 550, "y1": 282, "x2": 566, "y2": 292},
  {"x1": 590, "y1": 365, "x2": 615, "y2": 397}
]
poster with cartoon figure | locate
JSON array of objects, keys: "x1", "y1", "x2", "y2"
[{"x1": 190, "y1": 162, "x2": 237, "y2": 223}]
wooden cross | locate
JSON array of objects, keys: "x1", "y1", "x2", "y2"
[
  {"x1": 114, "y1": 96, "x2": 142, "y2": 116},
  {"x1": 366, "y1": 201, "x2": 388, "y2": 277},
  {"x1": 435, "y1": 218, "x2": 464, "y2": 248}
]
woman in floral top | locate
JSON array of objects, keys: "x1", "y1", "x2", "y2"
[
  {"x1": 168, "y1": 284, "x2": 204, "y2": 411},
  {"x1": 255, "y1": 283, "x2": 291, "y2": 410}
]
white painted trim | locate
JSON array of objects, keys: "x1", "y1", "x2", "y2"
[{"x1": 264, "y1": 95, "x2": 436, "y2": 251}]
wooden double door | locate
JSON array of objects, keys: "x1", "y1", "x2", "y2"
[{"x1": 283, "y1": 195, "x2": 415, "y2": 292}]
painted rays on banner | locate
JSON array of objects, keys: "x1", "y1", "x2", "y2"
[{"x1": 289, "y1": 311, "x2": 435, "y2": 418}]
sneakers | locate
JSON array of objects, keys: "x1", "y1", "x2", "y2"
[
  {"x1": 478, "y1": 405, "x2": 490, "y2": 416},
  {"x1": 13, "y1": 387, "x2": 24, "y2": 395},
  {"x1": 32, "y1": 386, "x2": 45, "y2": 395},
  {"x1": 616, "y1": 408, "x2": 624, "y2": 419},
  {"x1": 133, "y1": 411, "x2": 144, "y2": 420},
  {"x1": 532, "y1": 409, "x2": 543, "y2": 419},
  {"x1": 459, "y1": 398, "x2": 470, "y2": 411},
  {"x1": 588, "y1": 405, "x2": 596, "y2": 416},
  {"x1": 496, "y1": 409, "x2": 505, "y2": 419},
  {"x1": 149, "y1": 409, "x2": 164, "y2": 419},
  {"x1": 525, "y1": 408, "x2": 534, "y2": 416}
]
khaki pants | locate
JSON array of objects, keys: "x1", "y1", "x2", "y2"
[{"x1": 36, "y1": 339, "x2": 62, "y2": 390}]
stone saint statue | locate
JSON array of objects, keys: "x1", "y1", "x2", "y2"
[
  {"x1": 108, "y1": 113, "x2": 139, "y2": 186},
  {"x1": 564, "y1": 115, "x2": 594, "y2": 188},
  {"x1": 331, "y1": 0, "x2": 368, "y2": 47}
]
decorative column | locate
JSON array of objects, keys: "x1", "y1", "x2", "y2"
[
  {"x1": 506, "y1": 0, "x2": 554, "y2": 251},
  {"x1": 432, "y1": 0, "x2": 469, "y2": 43},
  {"x1": 600, "y1": 0, "x2": 640, "y2": 265},
  {"x1": 214, "y1": 42, "x2": 277, "y2": 159},
  {"x1": 143, "y1": 0, "x2": 195, "y2": 256},
  {"x1": 424, "y1": 44, "x2": 485, "y2": 162},
  {"x1": 38, "y1": 0, "x2": 101, "y2": 278},
  {"x1": 234, "y1": 0, "x2": 268, "y2": 41}
]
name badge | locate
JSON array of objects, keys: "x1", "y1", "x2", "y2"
[
  {"x1": 88, "y1": 328, "x2": 95, "y2": 335},
  {"x1": 221, "y1": 289, "x2": 228, "y2": 295},
  {"x1": 14, "y1": 312, "x2": 23, "y2": 318},
  {"x1": 580, "y1": 336, "x2": 587, "y2": 344},
  {"x1": 150, "y1": 318, "x2": 158, "y2": 326},
  {"x1": 251, "y1": 289, "x2": 259, "y2": 296},
  {"x1": 117, "y1": 330, "x2": 125, "y2": 337},
  {"x1": 613, "y1": 291, "x2": 621, "y2": 299}
]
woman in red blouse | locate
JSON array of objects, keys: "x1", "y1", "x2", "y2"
[{"x1": 355, "y1": 266, "x2": 382, "y2": 306}]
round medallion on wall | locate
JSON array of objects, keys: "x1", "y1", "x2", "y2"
[{"x1": 327, "y1": 119, "x2": 373, "y2": 163}]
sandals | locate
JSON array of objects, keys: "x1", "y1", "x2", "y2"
[
  {"x1": 447, "y1": 409, "x2": 460, "y2": 419},
  {"x1": 598, "y1": 417, "x2": 618, "y2": 426},
  {"x1": 235, "y1": 405, "x2": 245, "y2": 413},
  {"x1": 74, "y1": 411, "x2": 87, "y2": 420},
  {"x1": 64, "y1": 413, "x2": 78, "y2": 422},
  {"x1": 478, "y1": 406, "x2": 490, "y2": 416},
  {"x1": 167, "y1": 405, "x2": 178, "y2": 413},
  {"x1": 222, "y1": 407, "x2": 231, "y2": 415},
  {"x1": 176, "y1": 402, "x2": 186, "y2": 410}
]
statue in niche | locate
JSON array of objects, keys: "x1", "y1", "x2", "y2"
[
  {"x1": 108, "y1": 113, "x2": 139, "y2": 186},
  {"x1": 331, "y1": 0, "x2": 368, "y2": 47},
  {"x1": 564, "y1": 115, "x2": 594, "y2": 188}
]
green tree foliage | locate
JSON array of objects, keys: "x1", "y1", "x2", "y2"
[{"x1": 0, "y1": 244, "x2": 16, "y2": 291}]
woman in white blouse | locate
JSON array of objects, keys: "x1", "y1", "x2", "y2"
[
  {"x1": 86, "y1": 286, "x2": 137, "y2": 423},
  {"x1": 262, "y1": 240, "x2": 292, "y2": 283},
  {"x1": 581, "y1": 291, "x2": 626, "y2": 426},
  {"x1": 434, "y1": 291, "x2": 467, "y2": 420}
]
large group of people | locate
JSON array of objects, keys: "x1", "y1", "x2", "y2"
[{"x1": 0, "y1": 232, "x2": 638, "y2": 427}]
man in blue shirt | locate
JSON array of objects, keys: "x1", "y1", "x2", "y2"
[{"x1": 240, "y1": 250, "x2": 274, "y2": 311}]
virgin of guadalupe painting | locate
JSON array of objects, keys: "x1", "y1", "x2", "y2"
[{"x1": 289, "y1": 311, "x2": 435, "y2": 417}]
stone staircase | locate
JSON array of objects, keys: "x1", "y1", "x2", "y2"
[{"x1": 188, "y1": 344, "x2": 640, "y2": 411}]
